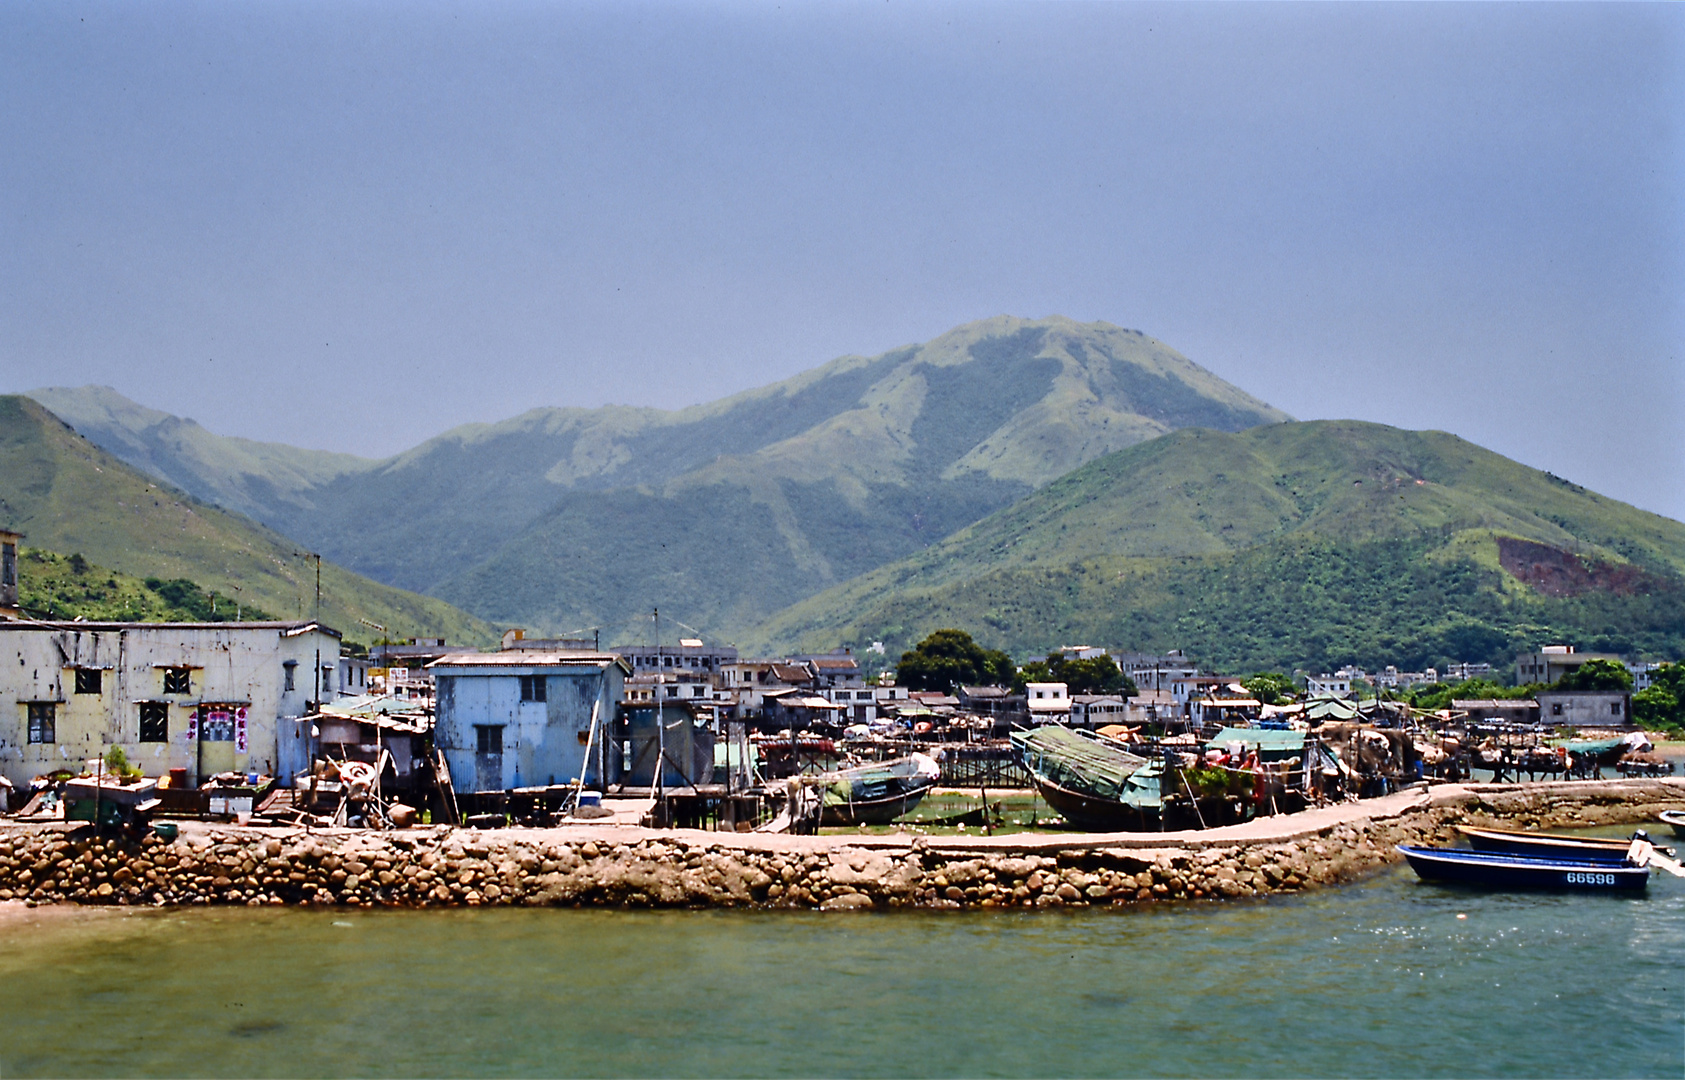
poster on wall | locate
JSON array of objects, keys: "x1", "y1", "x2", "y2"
[
  {"x1": 235, "y1": 707, "x2": 249, "y2": 753},
  {"x1": 185, "y1": 709, "x2": 198, "y2": 742}
]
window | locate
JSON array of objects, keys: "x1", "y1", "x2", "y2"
[
  {"x1": 74, "y1": 668, "x2": 102, "y2": 695},
  {"x1": 476, "y1": 725, "x2": 503, "y2": 754},
  {"x1": 283, "y1": 661, "x2": 297, "y2": 692},
  {"x1": 139, "y1": 702, "x2": 168, "y2": 742},
  {"x1": 519, "y1": 675, "x2": 547, "y2": 703},
  {"x1": 27, "y1": 703, "x2": 55, "y2": 744},
  {"x1": 1, "y1": 540, "x2": 14, "y2": 588},
  {"x1": 1551, "y1": 702, "x2": 1563, "y2": 716},
  {"x1": 163, "y1": 667, "x2": 191, "y2": 695},
  {"x1": 1612, "y1": 702, "x2": 1624, "y2": 716}
]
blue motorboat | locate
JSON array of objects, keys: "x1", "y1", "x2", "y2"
[{"x1": 1397, "y1": 843, "x2": 1652, "y2": 892}]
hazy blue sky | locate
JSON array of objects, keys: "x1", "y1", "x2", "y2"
[{"x1": 3, "y1": 2, "x2": 1681, "y2": 520}]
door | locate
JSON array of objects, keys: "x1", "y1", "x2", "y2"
[
  {"x1": 474, "y1": 724, "x2": 504, "y2": 792},
  {"x1": 197, "y1": 706, "x2": 237, "y2": 780}
]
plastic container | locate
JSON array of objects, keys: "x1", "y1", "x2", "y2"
[
  {"x1": 152, "y1": 822, "x2": 179, "y2": 842},
  {"x1": 578, "y1": 790, "x2": 602, "y2": 808}
]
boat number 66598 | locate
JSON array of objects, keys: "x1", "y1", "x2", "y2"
[{"x1": 1563, "y1": 871, "x2": 1617, "y2": 885}]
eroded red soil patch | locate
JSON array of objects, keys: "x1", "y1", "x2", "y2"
[{"x1": 1497, "y1": 536, "x2": 1671, "y2": 597}]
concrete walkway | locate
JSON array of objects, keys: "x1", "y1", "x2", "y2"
[{"x1": 455, "y1": 776, "x2": 1685, "y2": 858}]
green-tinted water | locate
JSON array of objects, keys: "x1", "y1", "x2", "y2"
[{"x1": 2, "y1": 832, "x2": 1681, "y2": 1078}]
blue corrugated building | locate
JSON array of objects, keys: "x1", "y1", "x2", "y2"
[{"x1": 430, "y1": 651, "x2": 628, "y2": 794}]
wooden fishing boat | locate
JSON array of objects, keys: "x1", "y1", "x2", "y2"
[
  {"x1": 1010, "y1": 726, "x2": 1162, "y2": 831},
  {"x1": 814, "y1": 754, "x2": 942, "y2": 826},
  {"x1": 1397, "y1": 843, "x2": 1651, "y2": 892},
  {"x1": 1659, "y1": 810, "x2": 1685, "y2": 840},
  {"x1": 1458, "y1": 825, "x2": 1656, "y2": 862}
]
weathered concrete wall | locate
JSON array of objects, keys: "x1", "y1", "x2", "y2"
[
  {"x1": 1, "y1": 779, "x2": 1680, "y2": 911},
  {"x1": 0, "y1": 622, "x2": 336, "y2": 788}
]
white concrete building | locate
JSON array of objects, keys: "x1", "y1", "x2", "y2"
[
  {"x1": 1025, "y1": 682, "x2": 1071, "y2": 724},
  {"x1": 0, "y1": 620, "x2": 341, "y2": 789}
]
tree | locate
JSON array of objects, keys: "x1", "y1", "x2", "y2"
[
  {"x1": 1554, "y1": 658, "x2": 1633, "y2": 692},
  {"x1": 895, "y1": 629, "x2": 1014, "y2": 693},
  {"x1": 1632, "y1": 663, "x2": 1685, "y2": 734},
  {"x1": 1242, "y1": 672, "x2": 1295, "y2": 706},
  {"x1": 1408, "y1": 677, "x2": 1538, "y2": 713},
  {"x1": 1012, "y1": 651, "x2": 1136, "y2": 696}
]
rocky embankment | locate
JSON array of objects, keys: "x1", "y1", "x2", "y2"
[{"x1": 1, "y1": 780, "x2": 1680, "y2": 912}]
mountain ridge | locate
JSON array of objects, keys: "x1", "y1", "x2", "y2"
[{"x1": 30, "y1": 315, "x2": 1290, "y2": 640}]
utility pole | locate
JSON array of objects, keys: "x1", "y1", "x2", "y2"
[{"x1": 312, "y1": 553, "x2": 322, "y2": 709}]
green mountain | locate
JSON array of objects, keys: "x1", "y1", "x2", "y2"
[
  {"x1": 25, "y1": 384, "x2": 374, "y2": 523},
  {"x1": 751, "y1": 421, "x2": 1685, "y2": 672},
  {"x1": 0, "y1": 396, "x2": 496, "y2": 646},
  {"x1": 31, "y1": 316, "x2": 1289, "y2": 641}
]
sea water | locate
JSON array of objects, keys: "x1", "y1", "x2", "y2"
[{"x1": 0, "y1": 832, "x2": 1680, "y2": 1078}]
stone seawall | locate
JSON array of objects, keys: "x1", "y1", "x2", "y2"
[{"x1": 2, "y1": 780, "x2": 1681, "y2": 912}]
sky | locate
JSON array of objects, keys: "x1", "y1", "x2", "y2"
[{"x1": 2, "y1": 2, "x2": 1681, "y2": 521}]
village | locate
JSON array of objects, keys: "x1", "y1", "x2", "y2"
[{"x1": 0, "y1": 526, "x2": 1675, "y2": 865}]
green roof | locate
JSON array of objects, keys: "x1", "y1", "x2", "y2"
[{"x1": 1205, "y1": 727, "x2": 1307, "y2": 756}]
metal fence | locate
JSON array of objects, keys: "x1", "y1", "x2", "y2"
[{"x1": 938, "y1": 750, "x2": 1033, "y2": 789}]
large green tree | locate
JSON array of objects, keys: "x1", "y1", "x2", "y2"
[
  {"x1": 1014, "y1": 651, "x2": 1137, "y2": 696},
  {"x1": 1632, "y1": 663, "x2": 1685, "y2": 734},
  {"x1": 1242, "y1": 672, "x2": 1296, "y2": 706},
  {"x1": 1555, "y1": 658, "x2": 1634, "y2": 692},
  {"x1": 895, "y1": 629, "x2": 1015, "y2": 693}
]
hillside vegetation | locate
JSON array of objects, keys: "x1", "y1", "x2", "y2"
[
  {"x1": 32, "y1": 316, "x2": 1289, "y2": 640},
  {"x1": 752, "y1": 421, "x2": 1685, "y2": 672},
  {"x1": 15, "y1": 547, "x2": 281, "y2": 624},
  {"x1": 0, "y1": 396, "x2": 496, "y2": 644}
]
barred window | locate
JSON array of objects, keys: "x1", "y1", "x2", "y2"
[
  {"x1": 476, "y1": 725, "x2": 503, "y2": 754},
  {"x1": 27, "y1": 703, "x2": 55, "y2": 744},
  {"x1": 519, "y1": 675, "x2": 547, "y2": 703},
  {"x1": 163, "y1": 667, "x2": 191, "y2": 695},
  {"x1": 139, "y1": 702, "x2": 169, "y2": 742}
]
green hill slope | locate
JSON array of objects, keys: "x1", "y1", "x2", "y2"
[
  {"x1": 14, "y1": 547, "x2": 279, "y2": 623},
  {"x1": 31, "y1": 316, "x2": 1289, "y2": 639},
  {"x1": 0, "y1": 396, "x2": 495, "y2": 645},
  {"x1": 751, "y1": 421, "x2": 1685, "y2": 671}
]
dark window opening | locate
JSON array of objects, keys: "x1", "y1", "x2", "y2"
[
  {"x1": 519, "y1": 675, "x2": 547, "y2": 703},
  {"x1": 163, "y1": 667, "x2": 192, "y2": 695},
  {"x1": 1, "y1": 541, "x2": 15, "y2": 588},
  {"x1": 139, "y1": 702, "x2": 169, "y2": 742},
  {"x1": 476, "y1": 725, "x2": 503, "y2": 754},
  {"x1": 27, "y1": 703, "x2": 55, "y2": 744},
  {"x1": 283, "y1": 661, "x2": 297, "y2": 692},
  {"x1": 74, "y1": 668, "x2": 102, "y2": 695}
]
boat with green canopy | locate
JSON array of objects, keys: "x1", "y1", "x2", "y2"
[{"x1": 1010, "y1": 726, "x2": 1163, "y2": 831}]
